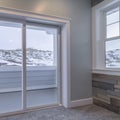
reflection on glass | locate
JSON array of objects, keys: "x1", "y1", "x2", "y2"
[
  {"x1": 106, "y1": 39, "x2": 120, "y2": 68},
  {"x1": 0, "y1": 21, "x2": 22, "y2": 113},
  {"x1": 26, "y1": 25, "x2": 58, "y2": 108}
]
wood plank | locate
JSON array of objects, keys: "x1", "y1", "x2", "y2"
[
  {"x1": 93, "y1": 98, "x2": 120, "y2": 114},
  {"x1": 92, "y1": 80, "x2": 114, "y2": 90},
  {"x1": 92, "y1": 73, "x2": 120, "y2": 81},
  {"x1": 110, "y1": 97, "x2": 120, "y2": 107}
]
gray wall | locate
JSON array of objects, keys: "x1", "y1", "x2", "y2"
[
  {"x1": 0, "y1": 0, "x2": 92, "y2": 101},
  {"x1": 91, "y1": 0, "x2": 104, "y2": 6}
]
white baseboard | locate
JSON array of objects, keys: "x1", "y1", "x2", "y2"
[{"x1": 69, "y1": 98, "x2": 93, "y2": 108}]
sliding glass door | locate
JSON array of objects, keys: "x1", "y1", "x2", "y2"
[
  {"x1": 26, "y1": 25, "x2": 58, "y2": 107},
  {"x1": 0, "y1": 21, "x2": 22, "y2": 113},
  {"x1": 0, "y1": 19, "x2": 60, "y2": 114}
]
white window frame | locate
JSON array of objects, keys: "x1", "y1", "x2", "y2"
[
  {"x1": 0, "y1": 18, "x2": 61, "y2": 112},
  {"x1": 105, "y1": 6, "x2": 120, "y2": 68},
  {"x1": 92, "y1": 0, "x2": 120, "y2": 75}
]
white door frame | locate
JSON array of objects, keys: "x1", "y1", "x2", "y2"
[{"x1": 0, "y1": 7, "x2": 71, "y2": 116}]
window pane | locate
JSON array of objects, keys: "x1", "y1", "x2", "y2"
[
  {"x1": 26, "y1": 25, "x2": 55, "y2": 66},
  {"x1": 107, "y1": 10, "x2": 119, "y2": 25},
  {"x1": 106, "y1": 39, "x2": 120, "y2": 68},
  {"x1": 107, "y1": 22, "x2": 119, "y2": 38},
  {"x1": 0, "y1": 21, "x2": 22, "y2": 113},
  {"x1": 26, "y1": 25, "x2": 58, "y2": 108},
  {"x1": 0, "y1": 21, "x2": 22, "y2": 67}
]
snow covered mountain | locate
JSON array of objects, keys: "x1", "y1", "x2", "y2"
[
  {"x1": 0, "y1": 48, "x2": 53, "y2": 66},
  {"x1": 106, "y1": 49, "x2": 120, "y2": 67},
  {"x1": 1, "y1": 48, "x2": 120, "y2": 67}
]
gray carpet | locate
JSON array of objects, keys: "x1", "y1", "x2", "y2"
[{"x1": 0, "y1": 105, "x2": 120, "y2": 120}]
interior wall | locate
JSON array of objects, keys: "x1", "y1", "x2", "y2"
[{"x1": 0, "y1": 0, "x2": 92, "y2": 101}]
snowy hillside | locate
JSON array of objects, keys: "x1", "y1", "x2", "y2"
[
  {"x1": 106, "y1": 49, "x2": 120, "y2": 67},
  {"x1": 1, "y1": 48, "x2": 120, "y2": 67},
  {"x1": 0, "y1": 48, "x2": 53, "y2": 66}
]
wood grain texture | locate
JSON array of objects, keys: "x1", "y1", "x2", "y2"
[
  {"x1": 92, "y1": 80, "x2": 114, "y2": 90},
  {"x1": 92, "y1": 73, "x2": 120, "y2": 113},
  {"x1": 94, "y1": 98, "x2": 120, "y2": 113},
  {"x1": 110, "y1": 97, "x2": 120, "y2": 107},
  {"x1": 93, "y1": 73, "x2": 120, "y2": 81}
]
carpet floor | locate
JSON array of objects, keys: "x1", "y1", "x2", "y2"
[{"x1": 0, "y1": 105, "x2": 120, "y2": 120}]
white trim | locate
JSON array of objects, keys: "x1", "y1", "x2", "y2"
[
  {"x1": 61, "y1": 22, "x2": 71, "y2": 108},
  {"x1": 0, "y1": 6, "x2": 71, "y2": 24},
  {"x1": 0, "y1": 6, "x2": 71, "y2": 115},
  {"x1": 92, "y1": 69, "x2": 120, "y2": 76},
  {"x1": 69, "y1": 98, "x2": 93, "y2": 108}
]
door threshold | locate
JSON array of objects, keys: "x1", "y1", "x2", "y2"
[{"x1": 0, "y1": 103, "x2": 62, "y2": 118}]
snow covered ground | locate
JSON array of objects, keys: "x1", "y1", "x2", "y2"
[
  {"x1": 0, "y1": 48, "x2": 53, "y2": 67},
  {"x1": 106, "y1": 49, "x2": 120, "y2": 67},
  {"x1": 1, "y1": 48, "x2": 120, "y2": 68}
]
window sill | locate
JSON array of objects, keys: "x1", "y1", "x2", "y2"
[{"x1": 92, "y1": 68, "x2": 120, "y2": 76}]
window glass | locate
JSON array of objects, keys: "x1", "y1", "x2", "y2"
[
  {"x1": 106, "y1": 8, "x2": 119, "y2": 25},
  {"x1": 106, "y1": 39, "x2": 120, "y2": 68},
  {"x1": 0, "y1": 21, "x2": 22, "y2": 113},
  {"x1": 26, "y1": 25, "x2": 56, "y2": 66},
  {"x1": 107, "y1": 22, "x2": 119, "y2": 38},
  {"x1": 26, "y1": 25, "x2": 58, "y2": 108},
  {"x1": 0, "y1": 21, "x2": 22, "y2": 67}
]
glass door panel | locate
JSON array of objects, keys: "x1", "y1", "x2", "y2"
[
  {"x1": 0, "y1": 21, "x2": 22, "y2": 113},
  {"x1": 26, "y1": 25, "x2": 58, "y2": 107}
]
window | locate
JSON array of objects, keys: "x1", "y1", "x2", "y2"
[
  {"x1": 105, "y1": 7, "x2": 120, "y2": 68},
  {"x1": 0, "y1": 21, "x2": 22, "y2": 67},
  {"x1": 0, "y1": 7, "x2": 70, "y2": 115},
  {"x1": 92, "y1": 0, "x2": 120, "y2": 71}
]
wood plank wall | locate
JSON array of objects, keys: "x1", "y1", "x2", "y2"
[{"x1": 92, "y1": 73, "x2": 120, "y2": 113}]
